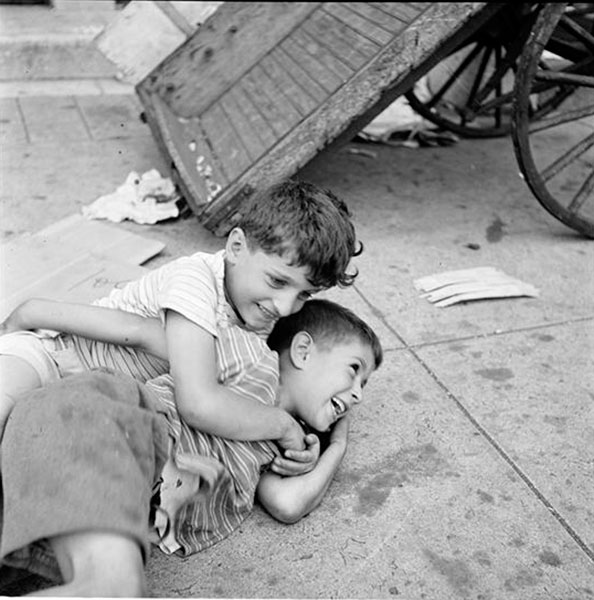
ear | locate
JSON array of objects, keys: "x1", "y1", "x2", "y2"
[
  {"x1": 289, "y1": 331, "x2": 314, "y2": 369},
  {"x1": 225, "y1": 227, "x2": 247, "y2": 265}
]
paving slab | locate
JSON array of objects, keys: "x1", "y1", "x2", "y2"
[
  {"x1": 416, "y1": 320, "x2": 594, "y2": 553},
  {"x1": 0, "y1": 4, "x2": 119, "y2": 80},
  {"x1": 145, "y1": 353, "x2": 594, "y2": 598}
]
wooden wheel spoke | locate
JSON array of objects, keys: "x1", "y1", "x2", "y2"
[
  {"x1": 541, "y1": 131, "x2": 594, "y2": 182},
  {"x1": 535, "y1": 68, "x2": 594, "y2": 88},
  {"x1": 568, "y1": 169, "x2": 594, "y2": 213},
  {"x1": 529, "y1": 103, "x2": 594, "y2": 133},
  {"x1": 427, "y1": 42, "x2": 484, "y2": 110},
  {"x1": 465, "y1": 43, "x2": 493, "y2": 111},
  {"x1": 557, "y1": 13, "x2": 594, "y2": 54}
]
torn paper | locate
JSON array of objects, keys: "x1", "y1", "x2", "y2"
[
  {"x1": 414, "y1": 267, "x2": 539, "y2": 308},
  {"x1": 82, "y1": 169, "x2": 181, "y2": 225}
]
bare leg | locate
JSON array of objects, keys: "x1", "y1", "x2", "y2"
[
  {"x1": 0, "y1": 355, "x2": 41, "y2": 443},
  {"x1": 29, "y1": 531, "x2": 146, "y2": 597}
]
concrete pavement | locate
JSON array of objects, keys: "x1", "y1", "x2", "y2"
[{"x1": 1, "y1": 3, "x2": 593, "y2": 598}]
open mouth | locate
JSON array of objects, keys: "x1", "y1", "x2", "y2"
[{"x1": 331, "y1": 397, "x2": 347, "y2": 420}]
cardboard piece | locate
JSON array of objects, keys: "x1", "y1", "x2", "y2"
[
  {"x1": 414, "y1": 266, "x2": 540, "y2": 308},
  {"x1": 0, "y1": 214, "x2": 164, "y2": 318}
]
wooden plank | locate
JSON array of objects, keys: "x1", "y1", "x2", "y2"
[
  {"x1": 250, "y1": 63, "x2": 302, "y2": 131},
  {"x1": 226, "y1": 83, "x2": 278, "y2": 150},
  {"x1": 304, "y1": 9, "x2": 378, "y2": 71},
  {"x1": 294, "y1": 26, "x2": 354, "y2": 83},
  {"x1": 259, "y1": 53, "x2": 319, "y2": 118},
  {"x1": 141, "y1": 2, "x2": 322, "y2": 119},
  {"x1": 218, "y1": 91, "x2": 267, "y2": 162},
  {"x1": 281, "y1": 33, "x2": 344, "y2": 94},
  {"x1": 345, "y1": 2, "x2": 417, "y2": 32},
  {"x1": 200, "y1": 102, "x2": 253, "y2": 182},
  {"x1": 323, "y1": 2, "x2": 395, "y2": 45},
  {"x1": 136, "y1": 93, "x2": 226, "y2": 213},
  {"x1": 239, "y1": 65, "x2": 296, "y2": 138},
  {"x1": 272, "y1": 46, "x2": 328, "y2": 103},
  {"x1": 370, "y1": 2, "x2": 428, "y2": 23}
]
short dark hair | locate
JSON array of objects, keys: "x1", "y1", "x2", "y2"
[
  {"x1": 267, "y1": 298, "x2": 383, "y2": 370},
  {"x1": 237, "y1": 180, "x2": 362, "y2": 289}
]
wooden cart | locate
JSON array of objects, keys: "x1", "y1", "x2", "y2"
[{"x1": 103, "y1": 2, "x2": 593, "y2": 238}]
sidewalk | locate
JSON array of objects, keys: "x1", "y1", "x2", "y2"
[{"x1": 1, "y1": 3, "x2": 593, "y2": 598}]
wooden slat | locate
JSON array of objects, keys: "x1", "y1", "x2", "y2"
[
  {"x1": 323, "y1": 2, "x2": 395, "y2": 45},
  {"x1": 272, "y1": 46, "x2": 328, "y2": 103},
  {"x1": 306, "y1": 9, "x2": 380, "y2": 70},
  {"x1": 259, "y1": 53, "x2": 319, "y2": 118},
  {"x1": 345, "y1": 2, "x2": 417, "y2": 32},
  {"x1": 369, "y1": 3, "x2": 428, "y2": 23},
  {"x1": 149, "y1": 95, "x2": 228, "y2": 211},
  {"x1": 296, "y1": 26, "x2": 354, "y2": 82},
  {"x1": 200, "y1": 102, "x2": 253, "y2": 182},
  {"x1": 239, "y1": 65, "x2": 296, "y2": 138},
  {"x1": 143, "y1": 2, "x2": 322, "y2": 119},
  {"x1": 285, "y1": 29, "x2": 349, "y2": 93},
  {"x1": 253, "y1": 63, "x2": 303, "y2": 129},
  {"x1": 219, "y1": 91, "x2": 267, "y2": 162},
  {"x1": 226, "y1": 83, "x2": 278, "y2": 151}
]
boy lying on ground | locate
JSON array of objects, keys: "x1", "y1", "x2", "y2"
[{"x1": 0, "y1": 298, "x2": 382, "y2": 597}]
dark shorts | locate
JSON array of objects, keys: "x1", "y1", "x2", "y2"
[{"x1": 0, "y1": 369, "x2": 169, "y2": 583}]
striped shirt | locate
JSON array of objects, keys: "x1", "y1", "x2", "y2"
[
  {"x1": 71, "y1": 249, "x2": 247, "y2": 382},
  {"x1": 146, "y1": 325, "x2": 280, "y2": 555}
]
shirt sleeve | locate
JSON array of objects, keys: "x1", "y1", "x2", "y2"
[{"x1": 157, "y1": 256, "x2": 220, "y2": 337}]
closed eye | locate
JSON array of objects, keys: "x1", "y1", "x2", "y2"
[{"x1": 268, "y1": 276, "x2": 287, "y2": 288}]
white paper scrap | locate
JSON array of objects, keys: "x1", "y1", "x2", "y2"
[
  {"x1": 414, "y1": 267, "x2": 539, "y2": 307},
  {"x1": 82, "y1": 169, "x2": 180, "y2": 225}
]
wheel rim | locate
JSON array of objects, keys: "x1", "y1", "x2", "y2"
[
  {"x1": 405, "y1": 4, "x2": 575, "y2": 138},
  {"x1": 512, "y1": 3, "x2": 594, "y2": 238}
]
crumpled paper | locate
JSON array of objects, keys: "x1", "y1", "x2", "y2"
[{"x1": 82, "y1": 169, "x2": 181, "y2": 225}]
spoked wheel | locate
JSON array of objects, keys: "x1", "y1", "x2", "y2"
[
  {"x1": 405, "y1": 3, "x2": 573, "y2": 138},
  {"x1": 512, "y1": 3, "x2": 594, "y2": 238}
]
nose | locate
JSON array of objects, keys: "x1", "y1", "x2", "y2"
[
  {"x1": 272, "y1": 290, "x2": 303, "y2": 317},
  {"x1": 351, "y1": 377, "x2": 363, "y2": 404}
]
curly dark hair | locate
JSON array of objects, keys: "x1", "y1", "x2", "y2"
[{"x1": 237, "y1": 180, "x2": 362, "y2": 289}]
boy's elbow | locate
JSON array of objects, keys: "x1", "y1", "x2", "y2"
[{"x1": 263, "y1": 492, "x2": 309, "y2": 524}]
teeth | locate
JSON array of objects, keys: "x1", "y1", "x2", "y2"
[{"x1": 332, "y1": 398, "x2": 346, "y2": 417}]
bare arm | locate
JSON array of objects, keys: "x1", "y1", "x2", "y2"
[
  {"x1": 0, "y1": 298, "x2": 167, "y2": 359},
  {"x1": 165, "y1": 309, "x2": 306, "y2": 450},
  {"x1": 256, "y1": 416, "x2": 350, "y2": 524}
]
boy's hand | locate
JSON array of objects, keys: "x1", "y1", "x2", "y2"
[{"x1": 271, "y1": 433, "x2": 320, "y2": 477}]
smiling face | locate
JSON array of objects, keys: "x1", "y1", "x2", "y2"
[
  {"x1": 277, "y1": 333, "x2": 376, "y2": 433},
  {"x1": 224, "y1": 228, "x2": 321, "y2": 332}
]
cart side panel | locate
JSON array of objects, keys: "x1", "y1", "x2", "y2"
[{"x1": 137, "y1": 2, "x2": 501, "y2": 235}]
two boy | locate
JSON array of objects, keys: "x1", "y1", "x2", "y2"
[
  {"x1": 0, "y1": 179, "x2": 381, "y2": 595},
  {"x1": 1, "y1": 299, "x2": 382, "y2": 596}
]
